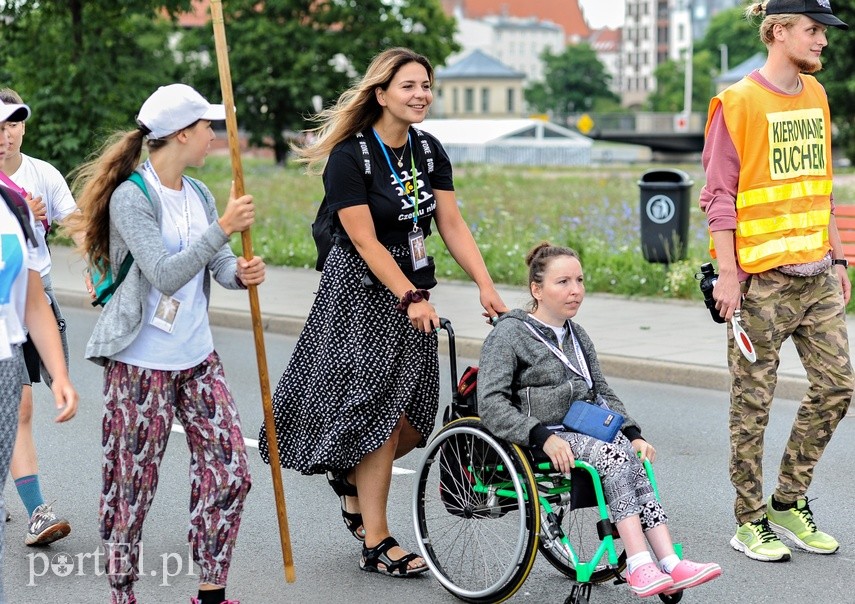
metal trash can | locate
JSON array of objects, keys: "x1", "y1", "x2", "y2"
[{"x1": 638, "y1": 169, "x2": 694, "y2": 263}]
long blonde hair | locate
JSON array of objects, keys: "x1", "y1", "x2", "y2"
[
  {"x1": 65, "y1": 132, "x2": 167, "y2": 270},
  {"x1": 744, "y1": 2, "x2": 804, "y2": 45},
  {"x1": 294, "y1": 47, "x2": 434, "y2": 174}
]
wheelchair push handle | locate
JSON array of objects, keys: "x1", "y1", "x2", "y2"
[{"x1": 438, "y1": 317, "x2": 458, "y2": 387}]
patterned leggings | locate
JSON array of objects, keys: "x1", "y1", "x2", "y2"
[
  {"x1": 556, "y1": 431, "x2": 667, "y2": 530},
  {"x1": 0, "y1": 347, "x2": 24, "y2": 603},
  {"x1": 100, "y1": 352, "x2": 252, "y2": 604}
]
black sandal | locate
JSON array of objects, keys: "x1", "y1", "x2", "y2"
[
  {"x1": 326, "y1": 470, "x2": 365, "y2": 542},
  {"x1": 360, "y1": 536, "x2": 429, "y2": 578}
]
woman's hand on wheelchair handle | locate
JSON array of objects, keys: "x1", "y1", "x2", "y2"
[
  {"x1": 632, "y1": 438, "x2": 656, "y2": 463},
  {"x1": 408, "y1": 300, "x2": 440, "y2": 333},
  {"x1": 543, "y1": 434, "x2": 576, "y2": 476}
]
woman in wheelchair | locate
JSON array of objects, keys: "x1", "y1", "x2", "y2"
[{"x1": 477, "y1": 242, "x2": 721, "y2": 599}]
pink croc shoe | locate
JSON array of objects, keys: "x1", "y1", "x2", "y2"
[
  {"x1": 626, "y1": 562, "x2": 675, "y2": 598},
  {"x1": 664, "y1": 560, "x2": 722, "y2": 594}
]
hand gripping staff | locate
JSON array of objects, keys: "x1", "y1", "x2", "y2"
[{"x1": 210, "y1": 0, "x2": 296, "y2": 583}]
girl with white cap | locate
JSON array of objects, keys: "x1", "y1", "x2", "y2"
[
  {"x1": 67, "y1": 83, "x2": 264, "y2": 604},
  {"x1": 0, "y1": 96, "x2": 78, "y2": 601}
]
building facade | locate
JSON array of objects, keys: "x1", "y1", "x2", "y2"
[
  {"x1": 450, "y1": 11, "x2": 565, "y2": 84},
  {"x1": 434, "y1": 49, "x2": 527, "y2": 118}
]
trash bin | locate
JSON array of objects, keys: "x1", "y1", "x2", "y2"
[{"x1": 638, "y1": 168, "x2": 694, "y2": 263}]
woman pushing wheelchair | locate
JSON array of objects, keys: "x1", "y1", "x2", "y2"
[{"x1": 477, "y1": 242, "x2": 721, "y2": 599}]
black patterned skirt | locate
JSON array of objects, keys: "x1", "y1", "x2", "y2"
[{"x1": 258, "y1": 244, "x2": 439, "y2": 475}]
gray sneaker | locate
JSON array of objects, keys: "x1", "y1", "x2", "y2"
[{"x1": 25, "y1": 503, "x2": 71, "y2": 546}]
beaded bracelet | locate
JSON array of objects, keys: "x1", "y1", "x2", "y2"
[{"x1": 395, "y1": 289, "x2": 431, "y2": 314}]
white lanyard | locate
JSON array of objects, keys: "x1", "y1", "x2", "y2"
[
  {"x1": 143, "y1": 160, "x2": 192, "y2": 251},
  {"x1": 524, "y1": 321, "x2": 593, "y2": 389}
]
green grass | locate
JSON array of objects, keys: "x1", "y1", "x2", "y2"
[{"x1": 91, "y1": 155, "x2": 855, "y2": 304}]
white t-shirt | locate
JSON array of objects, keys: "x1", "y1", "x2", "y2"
[
  {"x1": 1, "y1": 196, "x2": 38, "y2": 347},
  {"x1": 112, "y1": 177, "x2": 213, "y2": 371},
  {"x1": 9, "y1": 154, "x2": 78, "y2": 276}
]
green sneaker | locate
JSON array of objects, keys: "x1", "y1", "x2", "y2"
[
  {"x1": 766, "y1": 497, "x2": 839, "y2": 554},
  {"x1": 730, "y1": 516, "x2": 791, "y2": 562}
]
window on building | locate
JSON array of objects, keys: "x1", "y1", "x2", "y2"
[
  {"x1": 453, "y1": 88, "x2": 459, "y2": 114},
  {"x1": 465, "y1": 88, "x2": 474, "y2": 113},
  {"x1": 481, "y1": 88, "x2": 490, "y2": 113},
  {"x1": 507, "y1": 88, "x2": 515, "y2": 113}
]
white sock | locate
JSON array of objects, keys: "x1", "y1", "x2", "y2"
[
  {"x1": 659, "y1": 554, "x2": 681, "y2": 574},
  {"x1": 627, "y1": 551, "x2": 654, "y2": 574}
]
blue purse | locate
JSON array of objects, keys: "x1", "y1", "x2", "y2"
[{"x1": 562, "y1": 400, "x2": 624, "y2": 443}]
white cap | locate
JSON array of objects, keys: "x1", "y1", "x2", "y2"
[
  {"x1": 136, "y1": 84, "x2": 225, "y2": 139},
  {"x1": 0, "y1": 99, "x2": 31, "y2": 123}
]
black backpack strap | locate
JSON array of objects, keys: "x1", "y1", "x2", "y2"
[
  {"x1": 0, "y1": 185, "x2": 38, "y2": 247},
  {"x1": 411, "y1": 126, "x2": 434, "y2": 174}
]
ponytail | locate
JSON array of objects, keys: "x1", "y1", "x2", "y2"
[{"x1": 66, "y1": 129, "x2": 146, "y2": 270}]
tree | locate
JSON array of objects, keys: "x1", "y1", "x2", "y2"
[
  {"x1": 645, "y1": 50, "x2": 716, "y2": 112},
  {"x1": 818, "y1": 0, "x2": 855, "y2": 164},
  {"x1": 695, "y1": 6, "x2": 765, "y2": 73},
  {"x1": 524, "y1": 43, "x2": 619, "y2": 122},
  {"x1": 179, "y1": 0, "x2": 458, "y2": 164},
  {"x1": 0, "y1": 1, "x2": 191, "y2": 175}
]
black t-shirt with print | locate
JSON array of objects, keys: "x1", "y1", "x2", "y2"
[{"x1": 323, "y1": 127, "x2": 454, "y2": 247}]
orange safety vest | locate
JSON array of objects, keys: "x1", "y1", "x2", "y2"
[{"x1": 706, "y1": 75, "x2": 833, "y2": 274}]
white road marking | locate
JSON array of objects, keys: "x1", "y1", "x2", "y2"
[{"x1": 170, "y1": 423, "x2": 415, "y2": 474}]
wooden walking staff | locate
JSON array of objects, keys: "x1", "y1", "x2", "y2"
[{"x1": 209, "y1": 0, "x2": 296, "y2": 583}]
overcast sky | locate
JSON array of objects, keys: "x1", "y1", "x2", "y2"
[{"x1": 579, "y1": 0, "x2": 626, "y2": 29}]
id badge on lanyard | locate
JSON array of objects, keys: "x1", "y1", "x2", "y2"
[
  {"x1": 408, "y1": 228, "x2": 428, "y2": 271},
  {"x1": 373, "y1": 129, "x2": 428, "y2": 271}
]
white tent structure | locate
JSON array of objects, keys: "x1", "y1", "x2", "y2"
[{"x1": 417, "y1": 118, "x2": 593, "y2": 166}]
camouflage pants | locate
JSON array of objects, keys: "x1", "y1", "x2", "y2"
[{"x1": 728, "y1": 268, "x2": 853, "y2": 525}]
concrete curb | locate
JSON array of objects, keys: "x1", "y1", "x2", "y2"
[{"x1": 55, "y1": 290, "x2": 811, "y2": 401}]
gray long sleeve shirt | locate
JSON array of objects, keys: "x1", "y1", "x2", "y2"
[
  {"x1": 477, "y1": 309, "x2": 642, "y2": 447},
  {"x1": 85, "y1": 168, "x2": 243, "y2": 365}
]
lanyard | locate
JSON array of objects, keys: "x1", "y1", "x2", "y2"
[
  {"x1": 0, "y1": 171, "x2": 50, "y2": 234},
  {"x1": 372, "y1": 129, "x2": 420, "y2": 230},
  {"x1": 524, "y1": 321, "x2": 593, "y2": 389},
  {"x1": 143, "y1": 160, "x2": 192, "y2": 251}
]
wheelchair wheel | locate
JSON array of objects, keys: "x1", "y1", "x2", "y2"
[
  {"x1": 413, "y1": 418, "x2": 540, "y2": 603},
  {"x1": 537, "y1": 475, "x2": 627, "y2": 584}
]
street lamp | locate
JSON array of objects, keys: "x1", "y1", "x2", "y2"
[
  {"x1": 719, "y1": 43, "x2": 729, "y2": 73},
  {"x1": 682, "y1": 0, "x2": 694, "y2": 118}
]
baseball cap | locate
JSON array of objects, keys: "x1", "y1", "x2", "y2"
[
  {"x1": 0, "y1": 99, "x2": 31, "y2": 123},
  {"x1": 136, "y1": 83, "x2": 226, "y2": 139},
  {"x1": 765, "y1": 0, "x2": 849, "y2": 30}
]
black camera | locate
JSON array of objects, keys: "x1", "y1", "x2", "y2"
[{"x1": 696, "y1": 262, "x2": 726, "y2": 323}]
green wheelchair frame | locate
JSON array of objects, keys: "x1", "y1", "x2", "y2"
[{"x1": 412, "y1": 320, "x2": 684, "y2": 604}]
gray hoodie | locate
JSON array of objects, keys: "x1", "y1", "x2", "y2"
[
  {"x1": 477, "y1": 309, "x2": 642, "y2": 447},
  {"x1": 85, "y1": 168, "x2": 242, "y2": 365}
]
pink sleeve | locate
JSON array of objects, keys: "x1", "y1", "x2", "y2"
[{"x1": 699, "y1": 104, "x2": 739, "y2": 232}]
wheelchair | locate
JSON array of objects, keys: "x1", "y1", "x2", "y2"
[{"x1": 412, "y1": 320, "x2": 684, "y2": 604}]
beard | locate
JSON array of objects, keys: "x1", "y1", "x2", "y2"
[{"x1": 790, "y1": 52, "x2": 823, "y2": 74}]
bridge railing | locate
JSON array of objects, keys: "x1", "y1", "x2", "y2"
[{"x1": 590, "y1": 112, "x2": 706, "y2": 134}]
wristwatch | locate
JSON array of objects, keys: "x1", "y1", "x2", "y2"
[{"x1": 832, "y1": 258, "x2": 849, "y2": 268}]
